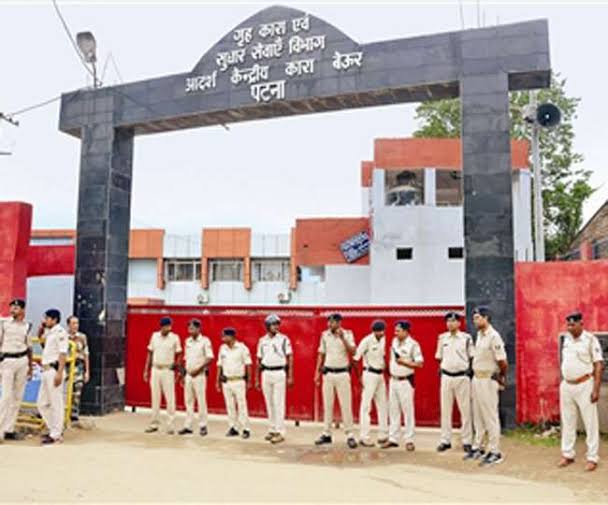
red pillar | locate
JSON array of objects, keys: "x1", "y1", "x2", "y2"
[{"x1": 0, "y1": 202, "x2": 32, "y2": 316}]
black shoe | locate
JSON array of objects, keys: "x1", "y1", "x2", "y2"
[
  {"x1": 380, "y1": 441, "x2": 399, "y2": 449},
  {"x1": 199, "y1": 427, "x2": 208, "y2": 437},
  {"x1": 463, "y1": 448, "x2": 485, "y2": 461},
  {"x1": 463, "y1": 444, "x2": 472, "y2": 453},
  {"x1": 242, "y1": 430, "x2": 251, "y2": 439},
  {"x1": 144, "y1": 426, "x2": 159, "y2": 434},
  {"x1": 226, "y1": 427, "x2": 239, "y2": 437},
  {"x1": 178, "y1": 428, "x2": 193, "y2": 435},
  {"x1": 479, "y1": 452, "x2": 504, "y2": 467},
  {"x1": 314, "y1": 434, "x2": 332, "y2": 446},
  {"x1": 347, "y1": 438, "x2": 358, "y2": 449},
  {"x1": 437, "y1": 442, "x2": 452, "y2": 452},
  {"x1": 4, "y1": 432, "x2": 20, "y2": 441}
]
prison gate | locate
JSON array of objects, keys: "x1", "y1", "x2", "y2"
[{"x1": 125, "y1": 306, "x2": 461, "y2": 427}]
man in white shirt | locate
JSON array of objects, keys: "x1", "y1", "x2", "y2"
[
  {"x1": 178, "y1": 319, "x2": 213, "y2": 437},
  {"x1": 0, "y1": 298, "x2": 33, "y2": 443},
  {"x1": 381, "y1": 320, "x2": 423, "y2": 451},
  {"x1": 354, "y1": 320, "x2": 388, "y2": 447},
  {"x1": 216, "y1": 327, "x2": 252, "y2": 439},
  {"x1": 558, "y1": 311, "x2": 604, "y2": 472},
  {"x1": 143, "y1": 317, "x2": 182, "y2": 434},
  {"x1": 255, "y1": 314, "x2": 294, "y2": 444},
  {"x1": 37, "y1": 309, "x2": 69, "y2": 445}
]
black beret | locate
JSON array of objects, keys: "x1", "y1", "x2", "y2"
[
  {"x1": 44, "y1": 309, "x2": 61, "y2": 323},
  {"x1": 473, "y1": 306, "x2": 491, "y2": 318},
  {"x1": 445, "y1": 311, "x2": 461, "y2": 321},
  {"x1": 565, "y1": 311, "x2": 583, "y2": 322},
  {"x1": 395, "y1": 320, "x2": 411, "y2": 331},
  {"x1": 159, "y1": 317, "x2": 172, "y2": 327},
  {"x1": 9, "y1": 298, "x2": 26, "y2": 309},
  {"x1": 328, "y1": 313, "x2": 343, "y2": 322},
  {"x1": 371, "y1": 320, "x2": 386, "y2": 332},
  {"x1": 223, "y1": 327, "x2": 236, "y2": 337},
  {"x1": 189, "y1": 319, "x2": 201, "y2": 328}
]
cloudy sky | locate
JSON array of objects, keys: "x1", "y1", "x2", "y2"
[{"x1": 0, "y1": 1, "x2": 606, "y2": 234}]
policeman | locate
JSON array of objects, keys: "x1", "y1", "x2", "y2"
[
  {"x1": 381, "y1": 320, "x2": 423, "y2": 451},
  {"x1": 354, "y1": 320, "x2": 388, "y2": 447},
  {"x1": 464, "y1": 306, "x2": 508, "y2": 467},
  {"x1": 255, "y1": 314, "x2": 294, "y2": 444},
  {"x1": 0, "y1": 299, "x2": 33, "y2": 442},
  {"x1": 216, "y1": 327, "x2": 252, "y2": 439},
  {"x1": 436, "y1": 311, "x2": 473, "y2": 453},
  {"x1": 66, "y1": 315, "x2": 90, "y2": 423},
  {"x1": 37, "y1": 309, "x2": 69, "y2": 445},
  {"x1": 143, "y1": 317, "x2": 182, "y2": 434},
  {"x1": 558, "y1": 311, "x2": 604, "y2": 472},
  {"x1": 178, "y1": 319, "x2": 213, "y2": 437},
  {"x1": 314, "y1": 313, "x2": 358, "y2": 449}
]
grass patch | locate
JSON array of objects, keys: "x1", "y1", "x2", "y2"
[{"x1": 504, "y1": 425, "x2": 561, "y2": 448}]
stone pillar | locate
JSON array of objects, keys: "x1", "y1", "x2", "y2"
[
  {"x1": 74, "y1": 90, "x2": 133, "y2": 414},
  {"x1": 461, "y1": 70, "x2": 516, "y2": 428}
]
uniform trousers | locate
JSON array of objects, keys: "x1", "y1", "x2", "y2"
[
  {"x1": 150, "y1": 367, "x2": 176, "y2": 430},
  {"x1": 0, "y1": 356, "x2": 28, "y2": 436},
  {"x1": 471, "y1": 377, "x2": 501, "y2": 454},
  {"x1": 322, "y1": 371, "x2": 355, "y2": 438},
  {"x1": 359, "y1": 371, "x2": 388, "y2": 441},
  {"x1": 37, "y1": 368, "x2": 64, "y2": 439},
  {"x1": 560, "y1": 379, "x2": 600, "y2": 463},
  {"x1": 440, "y1": 375, "x2": 472, "y2": 445},
  {"x1": 262, "y1": 370, "x2": 286, "y2": 435},
  {"x1": 388, "y1": 377, "x2": 415, "y2": 444},
  {"x1": 222, "y1": 379, "x2": 250, "y2": 431},
  {"x1": 183, "y1": 373, "x2": 208, "y2": 430}
]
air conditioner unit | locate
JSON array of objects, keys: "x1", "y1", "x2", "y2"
[
  {"x1": 277, "y1": 291, "x2": 291, "y2": 304},
  {"x1": 197, "y1": 292, "x2": 210, "y2": 305}
]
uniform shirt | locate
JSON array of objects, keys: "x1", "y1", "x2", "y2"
[
  {"x1": 41, "y1": 324, "x2": 69, "y2": 365},
  {"x1": 318, "y1": 329, "x2": 355, "y2": 368},
  {"x1": 147, "y1": 331, "x2": 182, "y2": 366},
  {"x1": 69, "y1": 331, "x2": 89, "y2": 361},
  {"x1": 184, "y1": 334, "x2": 214, "y2": 372},
  {"x1": 257, "y1": 332, "x2": 292, "y2": 368},
  {"x1": 0, "y1": 317, "x2": 32, "y2": 353},
  {"x1": 389, "y1": 336, "x2": 423, "y2": 377},
  {"x1": 354, "y1": 333, "x2": 386, "y2": 370},
  {"x1": 472, "y1": 325, "x2": 507, "y2": 374},
  {"x1": 435, "y1": 331, "x2": 473, "y2": 373},
  {"x1": 217, "y1": 341, "x2": 252, "y2": 377},
  {"x1": 561, "y1": 330, "x2": 604, "y2": 381}
]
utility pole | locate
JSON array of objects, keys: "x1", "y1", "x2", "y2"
[{"x1": 530, "y1": 90, "x2": 545, "y2": 262}]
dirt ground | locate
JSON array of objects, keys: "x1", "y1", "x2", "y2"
[{"x1": 0, "y1": 411, "x2": 606, "y2": 503}]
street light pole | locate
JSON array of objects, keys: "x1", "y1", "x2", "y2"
[{"x1": 530, "y1": 90, "x2": 545, "y2": 262}]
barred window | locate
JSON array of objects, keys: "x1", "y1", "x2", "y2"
[
  {"x1": 166, "y1": 259, "x2": 201, "y2": 282},
  {"x1": 252, "y1": 259, "x2": 290, "y2": 282},
  {"x1": 210, "y1": 259, "x2": 244, "y2": 282}
]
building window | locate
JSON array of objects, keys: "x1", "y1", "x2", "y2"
[
  {"x1": 385, "y1": 169, "x2": 424, "y2": 206},
  {"x1": 252, "y1": 259, "x2": 290, "y2": 282},
  {"x1": 436, "y1": 170, "x2": 463, "y2": 206},
  {"x1": 210, "y1": 259, "x2": 244, "y2": 282},
  {"x1": 448, "y1": 247, "x2": 464, "y2": 259},
  {"x1": 300, "y1": 266, "x2": 325, "y2": 283},
  {"x1": 396, "y1": 247, "x2": 413, "y2": 260},
  {"x1": 166, "y1": 259, "x2": 201, "y2": 282}
]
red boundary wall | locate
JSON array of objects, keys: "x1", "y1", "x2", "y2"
[{"x1": 126, "y1": 305, "x2": 462, "y2": 427}]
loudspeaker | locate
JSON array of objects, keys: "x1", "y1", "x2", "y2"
[{"x1": 536, "y1": 103, "x2": 561, "y2": 128}]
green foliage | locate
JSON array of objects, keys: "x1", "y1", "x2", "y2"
[{"x1": 412, "y1": 74, "x2": 593, "y2": 259}]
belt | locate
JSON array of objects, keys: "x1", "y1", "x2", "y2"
[
  {"x1": 2, "y1": 350, "x2": 28, "y2": 359},
  {"x1": 42, "y1": 362, "x2": 59, "y2": 371},
  {"x1": 225, "y1": 376, "x2": 245, "y2": 382},
  {"x1": 322, "y1": 366, "x2": 350, "y2": 374},
  {"x1": 391, "y1": 375, "x2": 410, "y2": 381},
  {"x1": 474, "y1": 371, "x2": 493, "y2": 379},
  {"x1": 441, "y1": 369, "x2": 469, "y2": 377},
  {"x1": 565, "y1": 374, "x2": 592, "y2": 385},
  {"x1": 364, "y1": 367, "x2": 384, "y2": 375},
  {"x1": 153, "y1": 364, "x2": 173, "y2": 370},
  {"x1": 261, "y1": 365, "x2": 286, "y2": 372}
]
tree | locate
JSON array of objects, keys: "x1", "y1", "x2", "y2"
[{"x1": 412, "y1": 74, "x2": 593, "y2": 259}]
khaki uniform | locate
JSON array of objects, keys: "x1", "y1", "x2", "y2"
[
  {"x1": 318, "y1": 329, "x2": 355, "y2": 439},
  {"x1": 37, "y1": 324, "x2": 69, "y2": 440},
  {"x1": 0, "y1": 318, "x2": 32, "y2": 437},
  {"x1": 435, "y1": 330, "x2": 473, "y2": 446},
  {"x1": 183, "y1": 335, "x2": 213, "y2": 431},
  {"x1": 257, "y1": 332, "x2": 292, "y2": 436},
  {"x1": 354, "y1": 333, "x2": 388, "y2": 442},
  {"x1": 218, "y1": 342, "x2": 252, "y2": 431},
  {"x1": 560, "y1": 331, "x2": 604, "y2": 463},
  {"x1": 68, "y1": 331, "x2": 89, "y2": 421},
  {"x1": 388, "y1": 336, "x2": 423, "y2": 444},
  {"x1": 471, "y1": 325, "x2": 507, "y2": 454},
  {"x1": 147, "y1": 331, "x2": 181, "y2": 431}
]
